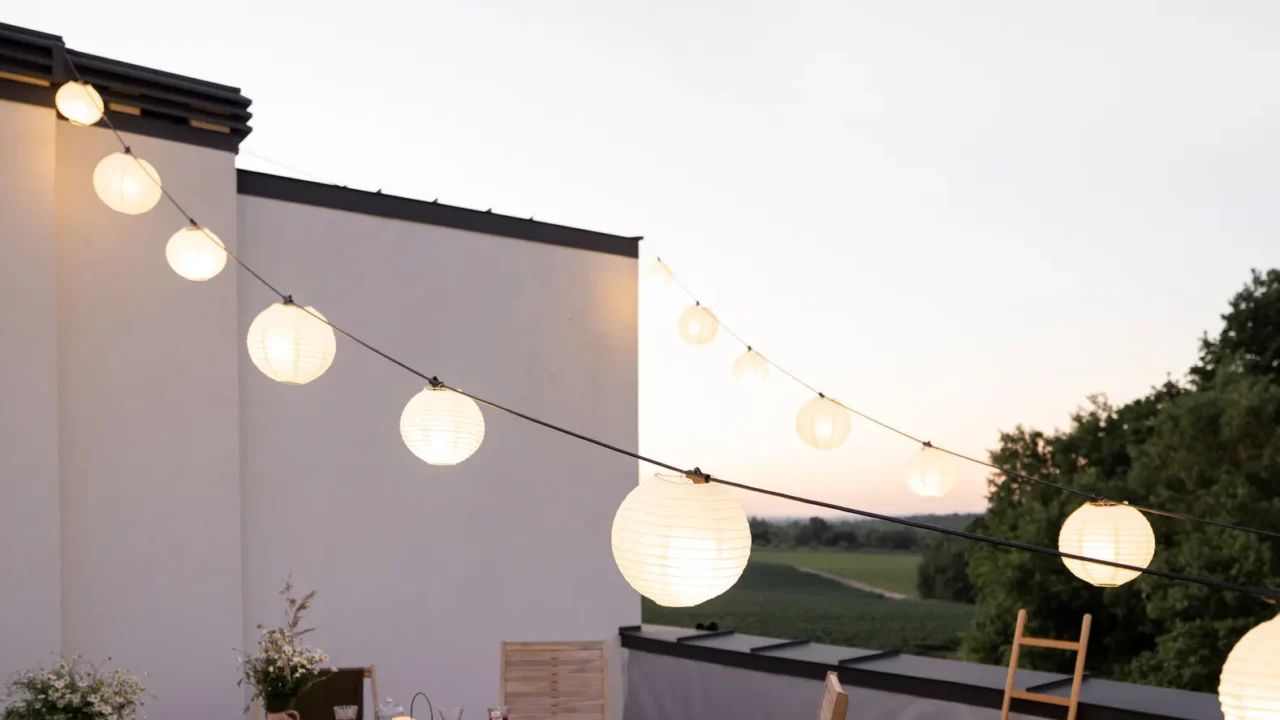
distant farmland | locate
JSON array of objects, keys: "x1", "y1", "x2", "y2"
[{"x1": 752, "y1": 548, "x2": 923, "y2": 598}]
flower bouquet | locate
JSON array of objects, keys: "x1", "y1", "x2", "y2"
[
  {"x1": 1, "y1": 657, "x2": 146, "y2": 720},
  {"x1": 238, "y1": 578, "x2": 330, "y2": 714}
]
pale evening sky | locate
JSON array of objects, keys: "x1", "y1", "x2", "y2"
[{"x1": 12, "y1": 1, "x2": 1278, "y2": 516}]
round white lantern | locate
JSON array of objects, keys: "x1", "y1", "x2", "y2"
[
  {"x1": 678, "y1": 304, "x2": 718, "y2": 345},
  {"x1": 732, "y1": 349, "x2": 770, "y2": 384},
  {"x1": 795, "y1": 395, "x2": 851, "y2": 450},
  {"x1": 93, "y1": 152, "x2": 163, "y2": 215},
  {"x1": 400, "y1": 386, "x2": 486, "y2": 466},
  {"x1": 246, "y1": 302, "x2": 337, "y2": 385},
  {"x1": 1220, "y1": 614, "x2": 1280, "y2": 720},
  {"x1": 646, "y1": 260, "x2": 675, "y2": 289},
  {"x1": 165, "y1": 226, "x2": 228, "y2": 281},
  {"x1": 611, "y1": 474, "x2": 751, "y2": 607},
  {"x1": 1057, "y1": 501, "x2": 1155, "y2": 587},
  {"x1": 905, "y1": 445, "x2": 959, "y2": 497},
  {"x1": 55, "y1": 81, "x2": 103, "y2": 126}
]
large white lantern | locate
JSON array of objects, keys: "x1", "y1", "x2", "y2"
[
  {"x1": 1220, "y1": 615, "x2": 1280, "y2": 720},
  {"x1": 1057, "y1": 501, "x2": 1155, "y2": 587},
  {"x1": 55, "y1": 80, "x2": 103, "y2": 126},
  {"x1": 246, "y1": 302, "x2": 337, "y2": 385},
  {"x1": 678, "y1": 303, "x2": 718, "y2": 345},
  {"x1": 795, "y1": 395, "x2": 851, "y2": 450},
  {"x1": 93, "y1": 152, "x2": 163, "y2": 215},
  {"x1": 611, "y1": 474, "x2": 751, "y2": 607},
  {"x1": 646, "y1": 260, "x2": 675, "y2": 289},
  {"x1": 165, "y1": 226, "x2": 227, "y2": 281},
  {"x1": 400, "y1": 386, "x2": 486, "y2": 466},
  {"x1": 731, "y1": 349, "x2": 770, "y2": 384},
  {"x1": 904, "y1": 444, "x2": 959, "y2": 497}
]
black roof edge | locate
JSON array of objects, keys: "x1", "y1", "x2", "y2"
[
  {"x1": 750, "y1": 638, "x2": 811, "y2": 654},
  {"x1": 620, "y1": 626, "x2": 1211, "y2": 720},
  {"x1": 0, "y1": 22, "x2": 251, "y2": 151},
  {"x1": 237, "y1": 169, "x2": 640, "y2": 259}
]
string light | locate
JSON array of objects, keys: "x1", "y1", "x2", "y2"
[
  {"x1": 611, "y1": 473, "x2": 751, "y2": 607},
  {"x1": 55, "y1": 80, "x2": 103, "y2": 126},
  {"x1": 678, "y1": 303, "x2": 718, "y2": 344},
  {"x1": 246, "y1": 302, "x2": 337, "y2": 385},
  {"x1": 93, "y1": 152, "x2": 163, "y2": 215},
  {"x1": 1058, "y1": 502, "x2": 1156, "y2": 587},
  {"x1": 165, "y1": 226, "x2": 227, "y2": 281},
  {"x1": 796, "y1": 396, "x2": 852, "y2": 450},
  {"x1": 1219, "y1": 615, "x2": 1280, "y2": 720},
  {"x1": 731, "y1": 349, "x2": 770, "y2": 384},
  {"x1": 904, "y1": 444, "x2": 959, "y2": 498},
  {"x1": 400, "y1": 386, "x2": 486, "y2": 466},
  {"x1": 646, "y1": 260, "x2": 675, "y2": 289}
]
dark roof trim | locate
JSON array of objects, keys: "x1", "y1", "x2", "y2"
[
  {"x1": 620, "y1": 626, "x2": 1216, "y2": 720},
  {"x1": 0, "y1": 22, "x2": 251, "y2": 151},
  {"x1": 237, "y1": 170, "x2": 640, "y2": 258}
]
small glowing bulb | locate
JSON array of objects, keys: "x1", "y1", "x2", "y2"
[
  {"x1": 678, "y1": 304, "x2": 718, "y2": 345},
  {"x1": 904, "y1": 445, "x2": 959, "y2": 498},
  {"x1": 165, "y1": 226, "x2": 228, "y2": 281},
  {"x1": 1057, "y1": 502, "x2": 1155, "y2": 587},
  {"x1": 796, "y1": 396, "x2": 851, "y2": 450},
  {"x1": 731, "y1": 349, "x2": 770, "y2": 384},
  {"x1": 646, "y1": 260, "x2": 675, "y2": 289},
  {"x1": 55, "y1": 81, "x2": 104, "y2": 126},
  {"x1": 93, "y1": 152, "x2": 163, "y2": 215},
  {"x1": 246, "y1": 302, "x2": 337, "y2": 385}
]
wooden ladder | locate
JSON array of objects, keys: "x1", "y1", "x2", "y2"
[{"x1": 1000, "y1": 609, "x2": 1092, "y2": 720}]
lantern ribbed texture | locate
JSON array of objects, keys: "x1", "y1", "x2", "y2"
[
  {"x1": 55, "y1": 81, "x2": 103, "y2": 126},
  {"x1": 905, "y1": 446, "x2": 959, "y2": 497},
  {"x1": 399, "y1": 386, "x2": 486, "y2": 466},
  {"x1": 246, "y1": 303, "x2": 337, "y2": 385},
  {"x1": 611, "y1": 474, "x2": 751, "y2": 607},
  {"x1": 678, "y1": 304, "x2": 718, "y2": 344},
  {"x1": 732, "y1": 350, "x2": 770, "y2": 384},
  {"x1": 165, "y1": 226, "x2": 228, "y2": 281},
  {"x1": 1057, "y1": 502, "x2": 1155, "y2": 587},
  {"x1": 796, "y1": 396, "x2": 852, "y2": 450},
  {"x1": 1219, "y1": 615, "x2": 1280, "y2": 720},
  {"x1": 93, "y1": 152, "x2": 163, "y2": 215},
  {"x1": 646, "y1": 260, "x2": 675, "y2": 289}
]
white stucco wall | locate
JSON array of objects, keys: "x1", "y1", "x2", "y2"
[{"x1": 0, "y1": 94, "x2": 638, "y2": 720}]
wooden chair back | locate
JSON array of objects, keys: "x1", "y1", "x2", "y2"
[
  {"x1": 1001, "y1": 610, "x2": 1092, "y2": 720},
  {"x1": 500, "y1": 641, "x2": 608, "y2": 719},
  {"x1": 816, "y1": 671, "x2": 849, "y2": 720}
]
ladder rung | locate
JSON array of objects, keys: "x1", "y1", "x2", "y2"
[
  {"x1": 1019, "y1": 637, "x2": 1080, "y2": 651},
  {"x1": 1010, "y1": 690, "x2": 1072, "y2": 707}
]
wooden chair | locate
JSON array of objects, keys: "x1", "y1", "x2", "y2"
[
  {"x1": 500, "y1": 641, "x2": 608, "y2": 719},
  {"x1": 1001, "y1": 610, "x2": 1092, "y2": 720},
  {"x1": 253, "y1": 666, "x2": 378, "y2": 720},
  {"x1": 816, "y1": 671, "x2": 849, "y2": 720}
]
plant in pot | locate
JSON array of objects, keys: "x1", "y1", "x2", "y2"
[
  {"x1": 2, "y1": 656, "x2": 146, "y2": 720},
  {"x1": 238, "y1": 578, "x2": 330, "y2": 719}
]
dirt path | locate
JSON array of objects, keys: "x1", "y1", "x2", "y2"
[{"x1": 793, "y1": 566, "x2": 908, "y2": 600}]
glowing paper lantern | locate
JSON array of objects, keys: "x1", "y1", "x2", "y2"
[
  {"x1": 611, "y1": 474, "x2": 751, "y2": 607},
  {"x1": 678, "y1": 304, "x2": 718, "y2": 344},
  {"x1": 246, "y1": 302, "x2": 337, "y2": 385},
  {"x1": 165, "y1": 226, "x2": 227, "y2": 281},
  {"x1": 732, "y1": 349, "x2": 770, "y2": 384},
  {"x1": 93, "y1": 152, "x2": 163, "y2": 215},
  {"x1": 795, "y1": 396, "x2": 851, "y2": 450},
  {"x1": 1057, "y1": 502, "x2": 1155, "y2": 587},
  {"x1": 904, "y1": 444, "x2": 959, "y2": 498},
  {"x1": 400, "y1": 386, "x2": 486, "y2": 466},
  {"x1": 646, "y1": 260, "x2": 675, "y2": 289},
  {"x1": 1219, "y1": 615, "x2": 1280, "y2": 720},
  {"x1": 55, "y1": 81, "x2": 103, "y2": 126}
]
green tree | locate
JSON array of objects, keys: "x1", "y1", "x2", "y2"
[{"x1": 917, "y1": 533, "x2": 977, "y2": 603}]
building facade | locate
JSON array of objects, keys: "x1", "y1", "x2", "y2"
[{"x1": 0, "y1": 22, "x2": 639, "y2": 720}]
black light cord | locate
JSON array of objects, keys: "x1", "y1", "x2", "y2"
[
  {"x1": 58, "y1": 65, "x2": 1280, "y2": 602},
  {"x1": 645, "y1": 245, "x2": 1280, "y2": 542}
]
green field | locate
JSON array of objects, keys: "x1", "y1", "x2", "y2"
[
  {"x1": 752, "y1": 549, "x2": 922, "y2": 598},
  {"x1": 642, "y1": 560, "x2": 975, "y2": 656}
]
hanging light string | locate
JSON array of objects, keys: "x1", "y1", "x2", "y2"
[
  {"x1": 645, "y1": 244, "x2": 1280, "y2": 543},
  {"x1": 59, "y1": 67, "x2": 1280, "y2": 603}
]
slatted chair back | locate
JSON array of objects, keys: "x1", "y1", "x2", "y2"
[
  {"x1": 500, "y1": 641, "x2": 608, "y2": 719},
  {"x1": 816, "y1": 671, "x2": 849, "y2": 720}
]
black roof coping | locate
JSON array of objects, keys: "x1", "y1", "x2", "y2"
[
  {"x1": 620, "y1": 625, "x2": 1222, "y2": 720},
  {"x1": 237, "y1": 169, "x2": 640, "y2": 258},
  {"x1": 0, "y1": 22, "x2": 251, "y2": 151}
]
